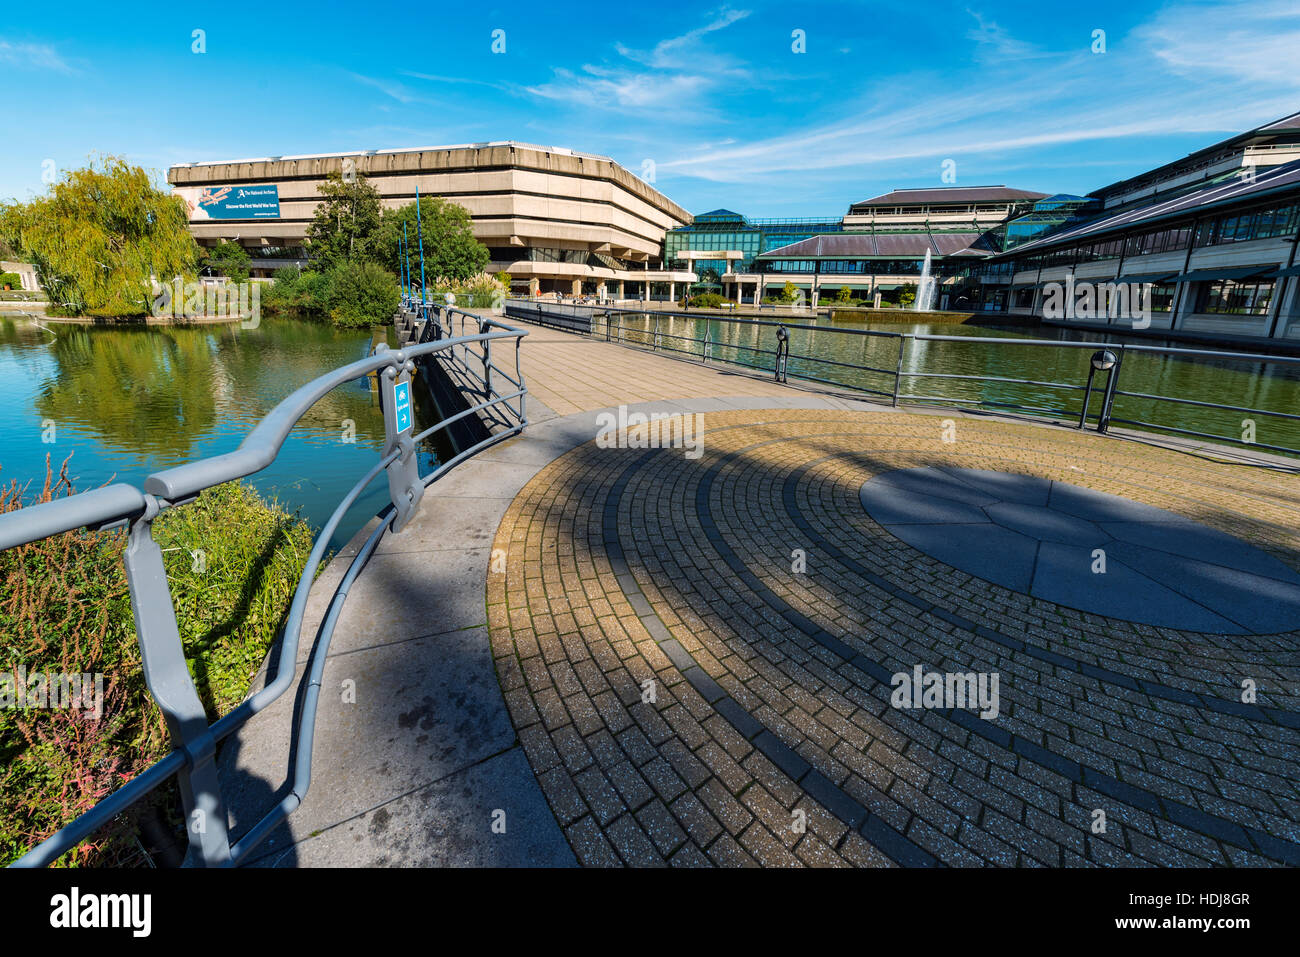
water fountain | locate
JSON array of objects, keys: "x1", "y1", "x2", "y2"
[{"x1": 913, "y1": 248, "x2": 937, "y2": 312}]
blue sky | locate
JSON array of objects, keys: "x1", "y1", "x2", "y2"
[{"x1": 2, "y1": 0, "x2": 1299, "y2": 217}]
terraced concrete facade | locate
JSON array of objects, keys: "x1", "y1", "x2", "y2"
[{"x1": 168, "y1": 143, "x2": 692, "y2": 293}]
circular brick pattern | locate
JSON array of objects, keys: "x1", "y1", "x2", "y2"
[
  {"x1": 859, "y1": 466, "x2": 1300, "y2": 634},
  {"x1": 489, "y1": 410, "x2": 1300, "y2": 867}
]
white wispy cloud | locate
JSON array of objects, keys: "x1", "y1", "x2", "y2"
[
  {"x1": 1137, "y1": 0, "x2": 1300, "y2": 86},
  {"x1": 0, "y1": 38, "x2": 76, "y2": 73},
  {"x1": 965, "y1": 9, "x2": 1043, "y2": 61},
  {"x1": 652, "y1": 0, "x2": 1300, "y2": 185},
  {"x1": 527, "y1": 6, "x2": 751, "y2": 112},
  {"x1": 615, "y1": 7, "x2": 750, "y2": 69},
  {"x1": 402, "y1": 71, "x2": 512, "y2": 92},
  {"x1": 349, "y1": 72, "x2": 427, "y2": 105}
]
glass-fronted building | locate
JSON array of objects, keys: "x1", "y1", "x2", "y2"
[
  {"x1": 662, "y1": 209, "x2": 844, "y2": 292},
  {"x1": 664, "y1": 187, "x2": 1043, "y2": 305},
  {"x1": 1002, "y1": 195, "x2": 1100, "y2": 250},
  {"x1": 982, "y1": 110, "x2": 1300, "y2": 342}
]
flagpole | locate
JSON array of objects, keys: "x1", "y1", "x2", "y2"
[
  {"x1": 414, "y1": 186, "x2": 427, "y2": 305},
  {"x1": 401, "y1": 221, "x2": 411, "y2": 302}
]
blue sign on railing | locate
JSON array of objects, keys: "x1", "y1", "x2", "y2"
[{"x1": 394, "y1": 380, "x2": 412, "y2": 432}]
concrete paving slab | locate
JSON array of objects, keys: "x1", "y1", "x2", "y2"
[
  {"x1": 872, "y1": 466, "x2": 1002, "y2": 507},
  {"x1": 1108, "y1": 541, "x2": 1300, "y2": 634},
  {"x1": 986, "y1": 502, "x2": 1105, "y2": 547},
  {"x1": 226, "y1": 626, "x2": 515, "y2": 848},
  {"x1": 298, "y1": 548, "x2": 489, "y2": 663},
  {"x1": 247, "y1": 747, "x2": 575, "y2": 868},
  {"x1": 1031, "y1": 542, "x2": 1246, "y2": 633},
  {"x1": 859, "y1": 466, "x2": 1299, "y2": 634},
  {"x1": 1049, "y1": 481, "x2": 1197, "y2": 524},
  {"x1": 1102, "y1": 520, "x2": 1300, "y2": 581},
  {"x1": 860, "y1": 481, "x2": 990, "y2": 525},
  {"x1": 937, "y1": 466, "x2": 1053, "y2": 506},
  {"x1": 376, "y1": 497, "x2": 510, "y2": 555}
]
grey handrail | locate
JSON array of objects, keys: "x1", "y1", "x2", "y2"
[
  {"x1": 0, "y1": 483, "x2": 147, "y2": 549},
  {"x1": 4, "y1": 305, "x2": 529, "y2": 867}
]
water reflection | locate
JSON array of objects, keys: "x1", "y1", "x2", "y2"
[{"x1": 0, "y1": 318, "x2": 428, "y2": 550}]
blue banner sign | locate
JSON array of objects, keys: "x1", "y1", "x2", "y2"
[{"x1": 185, "y1": 184, "x2": 281, "y2": 220}]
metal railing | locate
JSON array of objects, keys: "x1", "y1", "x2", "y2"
[
  {"x1": 511, "y1": 301, "x2": 1300, "y2": 459},
  {"x1": 399, "y1": 300, "x2": 528, "y2": 432},
  {"x1": 1, "y1": 303, "x2": 528, "y2": 867}
]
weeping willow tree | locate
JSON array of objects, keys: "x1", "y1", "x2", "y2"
[{"x1": 0, "y1": 156, "x2": 199, "y2": 317}]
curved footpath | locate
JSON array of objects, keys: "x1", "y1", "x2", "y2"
[{"x1": 220, "y1": 321, "x2": 1300, "y2": 867}]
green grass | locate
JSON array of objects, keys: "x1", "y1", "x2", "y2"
[{"x1": 0, "y1": 459, "x2": 316, "y2": 866}]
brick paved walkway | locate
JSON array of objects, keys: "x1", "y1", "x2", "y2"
[
  {"x1": 227, "y1": 317, "x2": 1300, "y2": 867},
  {"x1": 506, "y1": 324, "x2": 798, "y2": 417},
  {"x1": 488, "y1": 408, "x2": 1300, "y2": 867}
]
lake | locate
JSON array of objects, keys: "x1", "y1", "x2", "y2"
[{"x1": 0, "y1": 317, "x2": 435, "y2": 551}]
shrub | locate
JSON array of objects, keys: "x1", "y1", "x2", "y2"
[
  {"x1": 325, "y1": 261, "x2": 400, "y2": 327},
  {"x1": 430, "y1": 272, "x2": 508, "y2": 311},
  {"x1": 263, "y1": 268, "x2": 329, "y2": 320},
  {"x1": 0, "y1": 272, "x2": 21, "y2": 290},
  {"x1": 689, "y1": 292, "x2": 726, "y2": 308}
]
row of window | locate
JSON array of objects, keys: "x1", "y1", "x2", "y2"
[
  {"x1": 1194, "y1": 205, "x2": 1300, "y2": 247},
  {"x1": 753, "y1": 258, "x2": 932, "y2": 275},
  {"x1": 486, "y1": 246, "x2": 639, "y2": 270},
  {"x1": 1196, "y1": 278, "x2": 1274, "y2": 315},
  {"x1": 1013, "y1": 278, "x2": 1276, "y2": 318},
  {"x1": 1011, "y1": 202, "x2": 1299, "y2": 271},
  {"x1": 860, "y1": 204, "x2": 1015, "y2": 216}
]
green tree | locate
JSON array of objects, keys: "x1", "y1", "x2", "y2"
[
  {"x1": 837, "y1": 285, "x2": 853, "y2": 303},
  {"x1": 201, "y1": 239, "x2": 251, "y2": 284},
  {"x1": 0, "y1": 156, "x2": 198, "y2": 317},
  {"x1": 305, "y1": 170, "x2": 383, "y2": 270},
  {"x1": 374, "y1": 196, "x2": 488, "y2": 285},
  {"x1": 324, "y1": 261, "x2": 400, "y2": 327}
]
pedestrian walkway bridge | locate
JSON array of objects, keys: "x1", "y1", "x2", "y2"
[{"x1": 4, "y1": 300, "x2": 1300, "y2": 867}]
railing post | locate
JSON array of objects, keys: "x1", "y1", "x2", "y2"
[
  {"x1": 1078, "y1": 366, "x2": 1098, "y2": 429},
  {"x1": 892, "y1": 336, "x2": 907, "y2": 407},
  {"x1": 122, "y1": 499, "x2": 232, "y2": 867},
  {"x1": 775, "y1": 325, "x2": 789, "y2": 383},
  {"x1": 479, "y1": 317, "x2": 494, "y2": 400},
  {"x1": 516, "y1": 335, "x2": 527, "y2": 426},
  {"x1": 377, "y1": 345, "x2": 424, "y2": 533},
  {"x1": 1097, "y1": 347, "x2": 1125, "y2": 434}
]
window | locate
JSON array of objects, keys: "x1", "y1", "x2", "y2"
[
  {"x1": 1195, "y1": 204, "x2": 1300, "y2": 247},
  {"x1": 1195, "y1": 278, "x2": 1275, "y2": 316},
  {"x1": 1013, "y1": 286, "x2": 1035, "y2": 308},
  {"x1": 528, "y1": 247, "x2": 588, "y2": 264},
  {"x1": 1148, "y1": 282, "x2": 1176, "y2": 313},
  {"x1": 1125, "y1": 226, "x2": 1191, "y2": 257}
]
